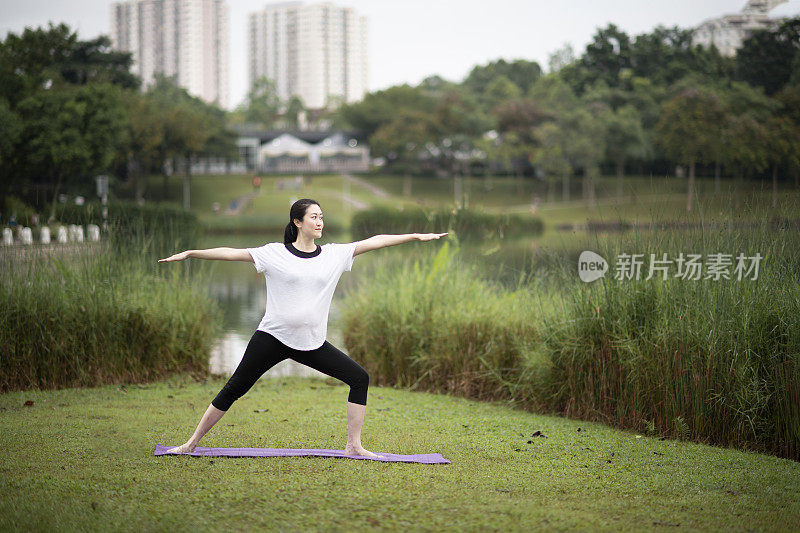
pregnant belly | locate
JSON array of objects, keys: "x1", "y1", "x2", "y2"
[{"x1": 267, "y1": 308, "x2": 321, "y2": 329}]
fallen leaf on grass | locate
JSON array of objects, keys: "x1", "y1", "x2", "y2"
[{"x1": 24, "y1": 400, "x2": 33, "y2": 407}]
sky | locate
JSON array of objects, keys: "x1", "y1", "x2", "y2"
[{"x1": 2, "y1": 0, "x2": 800, "y2": 110}]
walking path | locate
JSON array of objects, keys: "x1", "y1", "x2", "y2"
[
  {"x1": 331, "y1": 190, "x2": 370, "y2": 210},
  {"x1": 341, "y1": 174, "x2": 391, "y2": 199},
  {"x1": 221, "y1": 175, "x2": 389, "y2": 216},
  {"x1": 224, "y1": 191, "x2": 260, "y2": 215}
]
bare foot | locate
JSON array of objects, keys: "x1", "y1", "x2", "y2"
[
  {"x1": 164, "y1": 442, "x2": 196, "y2": 454},
  {"x1": 344, "y1": 444, "x2": 382, "y2": 458}
]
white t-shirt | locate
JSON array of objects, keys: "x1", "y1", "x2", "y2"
[{"x1": 246, "y1": 241, "x2": 358, "y2": 351}]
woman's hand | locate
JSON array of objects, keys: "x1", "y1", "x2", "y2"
[
  {"x1": 417, "y1": 233, "x2": 448, "y2": 242},
  {"x1": 158, "y1": 250, "x2": 191, "y2": 263}
]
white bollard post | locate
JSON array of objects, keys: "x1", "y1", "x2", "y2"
[
  {"x1": 57, "y1": 226, "x2": 68, "y2": 243},
  {"x1": 87, "y1": 224, "x2": 100, "y2": 242},
  {"x1": 75, "y1": 225, "x2": 84, "y2": 243},
  {"x1": 68, "y1": 225, "x2": 78, "y2": 242},
  {"x1": 19, "y1": 227, "x2": 33, "y2": 245},
  {"x1": 2, "y1": 228, "x2": 12, "y2": 246},
  {"x1": 40, "y1": 227, "x2": 51, "y2": 244}
]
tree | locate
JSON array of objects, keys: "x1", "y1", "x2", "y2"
[
  {"x1": 147, "y1": 75, "x2": 235, "y2": 208},
  {"x1": 483, "y1": 75, "x2": 522, "y2": 111},
  {"x1": 548, "y1": 43, "x2": 576, "y2": 74},
  {"x1": 118, "y1": 91, "x2": 165, "y2": 202},
  {"x1": 0, "y1": 23, "x2": 137, "y2": 107},
  {"x1": 568, "y1": 104, "x2": 606, "y2": 210},
  {"x1": 492, "y1": 97, "x2": 550, "y2": 180},
  {"x1": 284, "y1": 96, "x2": 306, "y2": 129},
  {"x1": 774, "y1": 86, "x2": 800, "y2": 188},
  {"x1": 339, "y1": 84, "x2": 437, "y2": 137},
  {"x1": 527, "y1": 76, "x2": 581, "y2": 201},
  {"x1": 722, "y1": 113, "x2": 769, "y2": 209},
  {"x1": 462, "y1": 59, "x2": 542, "y2": 97},
  {"x1": 0, "y1": 23, "x2": 139, "y2": 212},
  {"x1": 764, "y1": 115, "x2": 800, "y2": 207},
  {"x1": 430, "y1": 89, "x2": 492, "y2": 177},
  {"x1": 370, "y1": 109, "x2": 437, "y2": 179},
  {"x1": 239, "y1": 76, "x2": 281, "y2": 128},
  {"x1": 532, "y1": 121, "x2": 571, "y2": 202},
  {"x1": 15, "y1": 83, "x2": 127, "y2": 220},
  {"x1": 654, "y1": 86, "x2": 727, "y2": 212},
  {"x1": 575, "y1": 24, "x2": 633, "y2": 91},
  {"x1": 0, "y1": 98, "x2": 23, "y2": 208},
  {"x1": 737, "y1": 17, "x2": 800, "y2": 96},
  {"x1": 603, "y1": 104, "x2": 649, "y2": 202},
  {"x1": 630, "y1": 25, "x2": 734, "y2": 87}
]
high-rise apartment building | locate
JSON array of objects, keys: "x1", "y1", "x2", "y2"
[
  {"x1": 694, "y1": 0, "x2": 788, "y2": 57},
  {"x1": 249, "y1": 2, "x2": 368, "y2": 110},
  {"x1": 110, "y1": 0, "x2": 229, "y2": 108}
]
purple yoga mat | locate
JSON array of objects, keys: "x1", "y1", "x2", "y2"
[{"x1": 154, "y1": 445, "x2": 451, "y2": 464}]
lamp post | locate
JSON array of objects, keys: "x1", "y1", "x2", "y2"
[{"x1": 95, "y1": 175, "x2": 108, "y2": 232}]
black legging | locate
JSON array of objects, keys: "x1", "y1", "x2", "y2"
[{"x1": 211, "y1": 330, "x2": 369, "y2": 411}]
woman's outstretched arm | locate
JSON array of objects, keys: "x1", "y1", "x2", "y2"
[
  {"x1": 158, "y1": 248, "x2": 254, "y2": 263},
  {"x1": 353, "y1": 233, "x2": 448, "y2": 257}
]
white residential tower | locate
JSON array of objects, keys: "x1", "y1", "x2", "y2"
[
  {"x1": 110, "y1": 0, "x2": 229, "y2": 108},
  {"x1": 249, "y1": 2, "x2": 368, "y2": 110}
]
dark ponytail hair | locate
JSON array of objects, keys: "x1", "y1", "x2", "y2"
[{"x1": 284, "y1": 198, "x2": 320, "y2": 244}]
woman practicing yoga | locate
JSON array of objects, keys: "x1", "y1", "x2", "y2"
[{"x1": 158, "y1": 198, "x2": 447, "y2": 457}]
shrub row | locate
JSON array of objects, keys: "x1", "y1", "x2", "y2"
[{"x1": 350, "y1": 206, "x2": 543, "y2": 241}]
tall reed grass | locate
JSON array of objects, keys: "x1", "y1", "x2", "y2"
[
  {"x1": 0, "y1": 211, "x2": 220, "y2": 393},
  {"x1": 342, "y1": 241, "x2": 552, "y2": 401},
  {"x1": 541, "y1": 223, "x2": 800, "y2": 459},
  {"x1": 341, "y1": 222, "x2": 800, "y2": 460}
]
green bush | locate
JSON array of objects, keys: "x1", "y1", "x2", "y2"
[{"x1": 350, "y1": 205, "x2": 544, "y2": 241}]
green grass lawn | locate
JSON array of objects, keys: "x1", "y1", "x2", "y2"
[
  {"x1": 133, "y1": 174, "x2": 407, "y2": 231},
  {"x1": 1, "y1": 376, "x2": 797, "y2": 532},
  {"x1": 126, "y1": 173, "x2": 800, "y2": 235}
]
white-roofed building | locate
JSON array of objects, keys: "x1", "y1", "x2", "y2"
[{"x1": 228, "y1": 130, "x2": 369, "y2": 174}]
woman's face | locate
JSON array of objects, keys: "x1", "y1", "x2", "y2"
[{"x1": 295, "y1": 204, "x2": 323, "y2": 238}]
